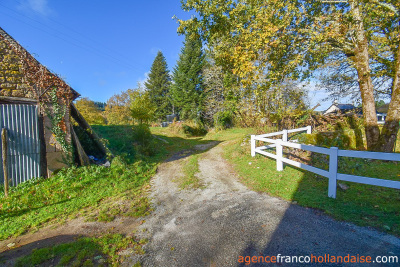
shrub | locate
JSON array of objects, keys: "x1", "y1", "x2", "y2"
[
  {"x1": 168, "y1": 120, "x2": 207, "y2": 137},
  {"x1": 132, "y1": 124, "x2": 156, "y2": 156},
  {"x1": 182, "y1": 122, "x2": 207, "y2": 136},
  {"x1": 214, "y1": 110, "x2": 234, "y2": 130}
]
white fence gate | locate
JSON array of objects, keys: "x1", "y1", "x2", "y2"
[{"x1": 251, "y1": 126, "x2": 400, "y2": 198}]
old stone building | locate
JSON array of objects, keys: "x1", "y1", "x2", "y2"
[{"x1": 0, "y1": 26, "x2": 102, "y2": 186}]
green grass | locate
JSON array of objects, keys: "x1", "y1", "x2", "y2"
[
  {"x1": 15, "y1": 234, "x2": 146, "y2": 266},
  {"x1": 223, "y1": 131, "x2": 400, "y2": 236},
  {"x1": 92, "y1": 125, "x2": 137, "y2": 161},
  {"x1": 0, "y1": 158, "x2": 155, "y2": 240},
  {"x1": 177, "y1": 154, "x2": 202, "y2": 189},
  {"x1": 0, "y1": 125, "x2": 176, "y2": 241}
]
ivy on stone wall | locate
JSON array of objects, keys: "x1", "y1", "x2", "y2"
[{"x1": 45, "y1": 88, "x2": 73, "y2": 165}]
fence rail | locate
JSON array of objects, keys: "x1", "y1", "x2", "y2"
[{"x1": 251, "y1": 126, "x2": 400, "y2": 198}]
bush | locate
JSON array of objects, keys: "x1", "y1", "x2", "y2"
[
  {"x1": 182, "y1": 121, "x2": 207, "y2": 136},
  {"x1": 168, "y1": 120, "x2": 207, "y2": 137},
  {"x1": 214, "y1": 110, "x2": 234, "y2": 130},
  {"x1": 299, "y1": 131, "x2": 351, "y2": 149},
  {"x1": 132, "y1": 124, "x2": 156, "y2": 156}
]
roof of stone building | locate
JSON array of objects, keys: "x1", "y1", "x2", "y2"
[{"x1": 0, "y1": 26, "x2": 80, "y2": 102}]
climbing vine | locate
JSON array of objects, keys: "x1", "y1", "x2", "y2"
[{"x1": 45, "y1": 88, "x2": 73, "y2": 165}]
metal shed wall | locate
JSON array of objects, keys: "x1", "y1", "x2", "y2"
[{"x1": 0, "y1": 104, "x2": 41, "y2": 186}]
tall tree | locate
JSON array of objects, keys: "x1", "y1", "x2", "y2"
[
  {"x1": 178, "y1": 0, "x2": 400, "y2": 152},
  {"x1": 145, "y1": 51, "x2": 172, "y2": 121},
  {"x1": 171, "y1": 35, "x2": 205, "y2": 120}
]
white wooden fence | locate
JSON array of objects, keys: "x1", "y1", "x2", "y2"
[{"x1": 251, "y1": 126, "x2": 400, "y2": 198}]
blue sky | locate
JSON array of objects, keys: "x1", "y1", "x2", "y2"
[
  {"x1": 0, "y1": 0, "x2": 190, "y2": 102},
  {"x1": 0, "y1": 0, "x2": 332, "y2": 110}
]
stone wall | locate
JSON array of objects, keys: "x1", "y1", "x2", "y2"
[{"x1": 0, "y1": 38, "x2": 34, "y2": 98}]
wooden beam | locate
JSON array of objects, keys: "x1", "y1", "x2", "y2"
[
  {"x1": 38, "y1": 113, "x2": 48, "y2": 178},
  {"x1": 70, "y1": 125, "x2": 90, "y2": 166},
  {"x1": 0, "y1": 96, "x2": 37, "y2": 104},
  {"x1": 2, "y1": 129, "x2": 9, "y2": 197},
  {"x1": 70, "y1": 103, "x2": 109, "y2": 157}
]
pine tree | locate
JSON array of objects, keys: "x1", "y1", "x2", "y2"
[
  {"x1": 145, "y1": 51, "x2": 172, "y2": 121},
  {"x1": 171, "y1": 35, "x2": 205, "y2": 121}
]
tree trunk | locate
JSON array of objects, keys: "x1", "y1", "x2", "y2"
[
  {"x1": 351, "y1": 0, "x2": 380, "y2": 151},
  {"x1": 377, "y1": 45, "x2": 400, "y2": 152}
]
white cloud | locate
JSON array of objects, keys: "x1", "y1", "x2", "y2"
[
  {"x1": 137, "y1": 71, "x2": 150, "y2": 89},
  {"x1": 18, "y1": 0, "x2": 53, "y2": 16}
]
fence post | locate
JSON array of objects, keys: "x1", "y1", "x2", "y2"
[
  {"x1": 251, "y1": 135, "x2": 256, "y2": 157},
  {"x1": 2, "y1": 128, "x2": 9, "y2": 197},
  {"x1": 328, "y1": 147, "x2": 338, "y2": 198},
  {"x1": 307, "y1": 126, "x2": 312, "y2": 134},
  {"x1": 276, "y1": 139, "x2": 283, "y2": 171},
  {"x1": 282, "y1": 130, "x2": 288, "y2": 142}
]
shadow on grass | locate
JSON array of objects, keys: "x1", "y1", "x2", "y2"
[{"x1": 0, "y1": 199, "x2": 71, "y2": 219}]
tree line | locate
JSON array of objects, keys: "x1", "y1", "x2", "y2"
[{"x1": 77, "y1": 0, "x2": 399, "y2": 153}]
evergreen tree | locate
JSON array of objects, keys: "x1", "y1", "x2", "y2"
[
  {"x1": 171, "y1": 35, "x2": 205, "y2": 120},
  {"x1": 145, "y1": 51, "x2": 172, "y2": 121}
]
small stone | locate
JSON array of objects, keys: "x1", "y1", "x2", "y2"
[
  {"x1": 338, "y1": 183, "x2": 349, "y2": 191},
  {"x1": 7, "y1": 243, "x2": 15, "y2": 248}
]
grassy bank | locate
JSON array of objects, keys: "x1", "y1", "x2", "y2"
[{"x1": 0, "y1": 160, "x2": 155, "y2": 240}]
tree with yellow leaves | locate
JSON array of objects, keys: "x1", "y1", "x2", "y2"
[
  {"x1": 75, "y1": 97, "x2": 106, "y2": 125},
  {"x1": 177, "y1": 0, "x2": 400, "y2": 152}
]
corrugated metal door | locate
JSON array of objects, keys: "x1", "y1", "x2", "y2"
[{"x1": 0, "y1": 104, "x2": 41, "y2": 186}]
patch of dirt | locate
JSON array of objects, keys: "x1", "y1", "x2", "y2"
[{"x1": 0, "y1": 216, "x2": 140, "y2": 265}]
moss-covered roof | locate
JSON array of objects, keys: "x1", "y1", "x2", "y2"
[{"x1": 0, "y1": 26, "x2": 80, "y2": 102}]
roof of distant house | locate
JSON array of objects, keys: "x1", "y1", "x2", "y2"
[
  {"x1": 323, "y1": 102, "x2": 356, "y2": 115},
  {"x1": 336, "y1": 104, "x2": 355, "y2": 110}
]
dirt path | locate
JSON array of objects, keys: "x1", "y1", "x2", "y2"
[{"x1": 125, "y1": 142, "x2": 400, "y2": 267}]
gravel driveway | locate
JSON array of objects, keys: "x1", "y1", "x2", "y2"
[{"x1": 125, "y1": 142, "x2": 400, "y2": 267}]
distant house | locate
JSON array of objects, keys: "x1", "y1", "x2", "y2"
[
  {"x1": 0, "y1": 27, "x2": 106, "y2": 187},
  {"x1": 376, "y1": 103, "x2": 389, "y2": 124},
  {"x1": 323, "y1": 101, "x2": 356, "y2": 115},
  {"x1": 324, "y1": 100, "x2": 389, "y2": 124}
]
